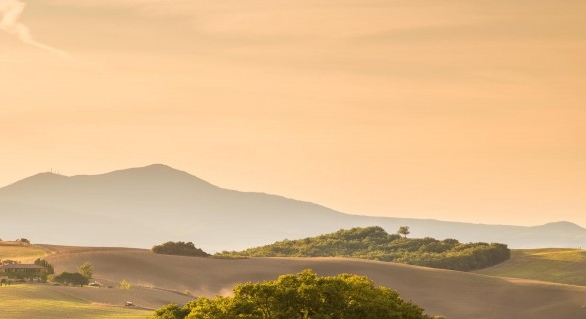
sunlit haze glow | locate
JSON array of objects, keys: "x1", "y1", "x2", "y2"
[{"x1": 1, "y1": 0, "x2": 585, "y2": 226}]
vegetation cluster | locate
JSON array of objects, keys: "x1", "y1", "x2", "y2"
[
  {"x1": 150, "y1": 269, "x2": 443, "y2": 319},
  {"x1": 34, "y1": 258, "x2": 54, "y2": 274},
  {"x1": 49, "y1": 261, "x2": 93, "y2": 287},
  {"x1": 219, "y1": 226, "x2": 510, "y2": 271},
  {"x1": 51, "y1": 272, "x2": 89, "y2": 287},
  {"x1": 152, "y1": 241, "x2": 210, "y2": 257}
]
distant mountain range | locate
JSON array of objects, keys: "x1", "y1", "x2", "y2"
[{"x1": 1, "y1": 164, "x2": 585, "y2": 251}]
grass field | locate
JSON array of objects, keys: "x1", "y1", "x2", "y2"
[
  {"x1": 0, "y1": 242, "x2": 49, "y2": 263},
  {"x1": 0, "y1": 284, "x2": 151, "y2": 319},
  {"x1": 474, "y1": 248, "x2": 586, "y2": 286}
]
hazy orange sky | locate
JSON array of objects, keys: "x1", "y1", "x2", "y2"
[{"x1": 1, "y1": 0, "x2": 585, "y2": 226}]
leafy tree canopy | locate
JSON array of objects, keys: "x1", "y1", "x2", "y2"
[
  {"x1": 150, "y1": 269, "x2": 443, "y2": 319},
  {"x1": 398, "y1": 226, "x2": 410, "y2": 238},
  {"x1": 152, "y1": 241, "x2": 210, "y2": 257},
  {"x1": 34, "y1": 258, "x2": 54, "y2": 274},
  {"x1": 53, "y1": 272, "x2": 89, "y2": 287},
  {"x1": 78, "y1": 262, "x2": 93, "y2": 279},
  {"x1": 218, "y1": 226, "x2": 510, "y2": 271}
]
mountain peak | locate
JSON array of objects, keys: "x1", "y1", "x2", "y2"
[
  {"x1": 536, "y1": 221, "x2": 585, "y2": 231},
  {"x1": 0, "y1": 164, "x2": 218, "y2": 197},
  {"x1": 102, "y1": 163, "x2": 179, "y2": 174},
  {"x1": 141, "y1": 163, "x2": 176, "y2": 170},
  {"x1": 4, "y1": 171, "x2": 68, "y2": 188},
  {"x1": 1, "y1": 165, "x2": 585, "y2": 251},
  {"x1": 99, "y1": 164, "x2": 214, "y2": 186}
]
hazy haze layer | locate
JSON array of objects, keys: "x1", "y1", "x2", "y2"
[{"x1": 1, "y1": 0, "x2": 585, "y2": 226}]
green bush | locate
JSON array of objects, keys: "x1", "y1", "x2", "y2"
[
  {"x1": 152, "y1": 241, "x2": 209, "y2": 257},
  {"x1": 53, "y1": 272, "x2": 89, "y2": 287},
  {"x1": 218, "y1": 226, "x2": 510, "y2": 271}
]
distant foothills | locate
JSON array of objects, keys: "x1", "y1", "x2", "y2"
[{"x1": 0, "y1": 164, "x2": 585, "y2": 251}]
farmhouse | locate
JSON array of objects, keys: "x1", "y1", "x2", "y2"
[{"x1": 0, "y1": 264, "x2": 47, "y2": 273}]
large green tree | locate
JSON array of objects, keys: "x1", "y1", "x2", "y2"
[
  {"x1": 397, "y1": 226, "x2": 410, "y2": 238},
  {"x1": 151, "y1": 304, "x2": 190, "y2": 319},
  {"x1": 34, "y1": 258, "x2": 54, "y2": 274},
  {"x1": 150, "y1": 270, "x2": 442, "y2": 319},
  {"x1": 78, "y1": 262, "x2": 94, "y2": 280},
  {"x1": 53, "y1": 272, "x2": 89, "y2": 287}
]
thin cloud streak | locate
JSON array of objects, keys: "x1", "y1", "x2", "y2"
[{"x1": 0, "y1": 0, "x2": 69, "y2": 58}]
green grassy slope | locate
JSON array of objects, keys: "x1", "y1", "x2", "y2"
[
  {"x1": 474, "y1": 249, "x2": 586, "y2": 286},
  {"x1": 0, "y1": 284, "x2": 151, "y2": 319},
  {"x1": 0, "y1": 242, "x2": 49, "y2": 263}
]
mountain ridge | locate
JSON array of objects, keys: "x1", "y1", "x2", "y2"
[{"x1": 0, "y1": 164, "x2": 584, "y2": 251}]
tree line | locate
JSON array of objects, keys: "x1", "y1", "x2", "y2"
[{"x1": 218, "y1": 226, "x2": 510, "y2": 271}]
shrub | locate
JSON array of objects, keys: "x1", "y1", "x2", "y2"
[
  {"x1": 152, "y1": 241, "x2": 209, "y2": 257},
  {"x1": 119, "y1": 279, "x2": 132, "y2": 290}
]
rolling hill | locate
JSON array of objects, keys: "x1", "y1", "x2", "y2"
[
  {"x1": 0, "y1": 241, "x2": 49, "y2": 263},
  {"x1": 4, "y1": 243, "x2": 586, "y2": 319},
  {"x1": 474, "y1": 248, "x2": 586, "y2": 286},
  {"x1": 1, "y1": 164, "x2": 585, "y2": 251},
  {"x1": 39, "y1": 245, "x2": 586, "y2": 319}
]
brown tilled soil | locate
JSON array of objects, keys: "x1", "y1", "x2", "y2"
[{"x1": 42, "y1": 246, "x2": 586, "y2": 319}]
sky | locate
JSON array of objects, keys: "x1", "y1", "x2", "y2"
[{"x1": 1, "y1": 0, "x2": 585, "y2": 227}]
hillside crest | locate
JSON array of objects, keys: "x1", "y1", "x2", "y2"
[{"x1": 0, "y1": 164, "x2": 585, "y2": 251}]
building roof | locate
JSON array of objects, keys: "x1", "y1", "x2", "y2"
[{"x1": 0, "y1": 264, "x2": 46, "y2": 270}]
